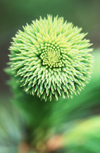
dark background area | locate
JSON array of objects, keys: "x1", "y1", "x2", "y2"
[{"x1": 0, "y1": 0, "x2": 100, "y2": 94}]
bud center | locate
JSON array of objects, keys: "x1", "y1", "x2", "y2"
[{"x1": 40, "y1": 45, "x2": 63, "y2": 68}]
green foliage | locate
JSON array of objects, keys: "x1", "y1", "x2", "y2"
[
  {"x1": 65, "y1": 116, "x2": 100, "y2": 153},
  {"x1": 9, "y1": 15, "x2": 93, "y2": 101},
  {"x1": 3, "y1": 49, "x2": 100, "y2": 153},
  {"x1": 0, "y1": 103, "x2": 22, "y2": 153}
]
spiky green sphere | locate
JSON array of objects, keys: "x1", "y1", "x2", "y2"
[{"x1": 9, "y1": 15, "x2": 93, "y2": 101}]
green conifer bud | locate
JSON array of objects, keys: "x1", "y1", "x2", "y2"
[{"x1": 9, "y1": 15, "x2": 93, "y2": 101}]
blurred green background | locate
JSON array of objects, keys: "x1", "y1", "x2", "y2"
[{"x1": 0, "y1": 0, "x2": 100, "y2": 153}]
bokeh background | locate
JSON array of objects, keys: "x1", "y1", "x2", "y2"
[{"x1": 0, "y1": 0, "x2": 100, "y2": 153}]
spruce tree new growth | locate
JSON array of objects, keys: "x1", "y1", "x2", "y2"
[
  {"x1": 6, "y1": 15, "x2": 93, "y2": 152},
  {"x1": 8, "y1": 15, "x2": 92, "y2": 101}
]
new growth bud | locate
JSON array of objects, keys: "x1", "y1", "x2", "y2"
[{"x1": 9, "y1": 15, "x2": 93, "y2": 101}]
